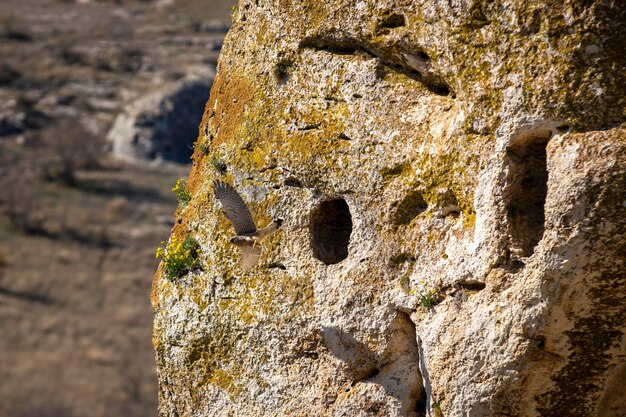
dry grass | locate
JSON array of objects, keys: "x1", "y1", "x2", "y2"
[{"x1": 0, "y1": 144, "x2": 187, "y2": 416}]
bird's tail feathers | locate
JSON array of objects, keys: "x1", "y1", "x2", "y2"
[{"x1": 257, "y1": 218, "x2": 283, "y2": 239}]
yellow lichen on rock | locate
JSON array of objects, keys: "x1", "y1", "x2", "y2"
[{"x1": 152, "y1": 1, "x2": 626, "y2": 416}]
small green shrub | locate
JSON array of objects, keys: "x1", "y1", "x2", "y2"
[
  {"x1": 432, "y1": 400, "x2": 443, "y2": 417},
  {"x1": 419, "y1": 290, "x2": 437, "y2": 308},
  {"x1": 198, "y1": 141, "x2": 210, "y2": 155},
  {"x1": 156, "y1": 235, "x2": 200, "y2": 281},
  {"x1": 411, "y1": 280, "x2": 441, "y2": 309},
  {"x1": 172, "y1": 178, "x2": 191, "y2": 207}
]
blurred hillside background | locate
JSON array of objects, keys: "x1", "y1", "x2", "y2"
[{"x1": 0, "y1": 0, "x2": 233, "y2": 415}]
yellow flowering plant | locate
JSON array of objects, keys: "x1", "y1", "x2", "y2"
[
  {"x1": 156, "y1": 235, "x2": 200, "y2": 281},
  {"x1": 172, "y1": 178, "x2": 191, "y2": 207},
  {"x1": 410, "y1": 280, "x2": 441, "y2": 309}
]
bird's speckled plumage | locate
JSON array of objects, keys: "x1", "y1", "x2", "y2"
[
  {"x1": 213, "y1": 180, "x2": 282, "y2": 271},
  {"x1": 213, "y1": 180, "x2": 257, "y2": 235}
]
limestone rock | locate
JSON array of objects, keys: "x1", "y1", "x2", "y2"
[
  {"x1": 152, "y1": 1, "x2": 626, "y2": 416},
  {"x1": 107, "y1": 74, "x2": 214, "y2": 163}
]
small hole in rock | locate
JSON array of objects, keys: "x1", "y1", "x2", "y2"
[
  {"x1": 379, "y1": 13, "x2": 406, "y2": 29},
  {"x1": 414, "y1": 51, "x2": 430, "y2": 62},
  {"x1": 363, "y1": 367, "x2": 380, "y2": 379},
  {"x1": 556, "y1": 125, "x2": 570, "y2": 133},
  {"x1": 268, "y1": 262, "x2": 286, "y2": 270},
  {"x1": 510, "y1": 260, "x2": 525, "y2": 271},
  {"x1": 390, "y1": 252, "x2": 416, "y2": 266},
  {"x1": 284, "y1": 177, "x2": 303, "y2": 188},
  {"x1": 433, "y1": 84, "x2": 450, "y2": 96},
  {"x1": 537, "y1": 336, "x2": 546, "y2": 349},
  {"x1": 393, "y1": 190, "x2": 428, "y2": 226},
  {"x1": 310, "y1": 199, "x2": 352, "y2": 265},
  {"x1": 274, "y1": 58, "x2": 294, "y2": 84},
  {"x1": 456, "y1": 280, "x2": 486, "y2": 291}
]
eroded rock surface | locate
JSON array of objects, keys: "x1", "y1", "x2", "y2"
[{"x1": 152, "y1": 1, "x2": 626, "y2": 416}]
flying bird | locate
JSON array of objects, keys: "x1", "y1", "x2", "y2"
[{"x1": 213, "y1": 180, "x2": 282, "y2": 271}]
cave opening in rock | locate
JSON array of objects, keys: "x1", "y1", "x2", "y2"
[
  {"x1": 310, "y1": 199, "x2": 352, "y2": 265},
  {"x1": 503, "y1": 131, "x2": 550, "y2": 258}
]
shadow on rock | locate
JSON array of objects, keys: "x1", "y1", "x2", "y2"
[{"x1": 322, "y1": 311, "x2": 427, "y2": 415}]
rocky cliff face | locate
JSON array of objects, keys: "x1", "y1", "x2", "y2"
[{"x1": 152, "y1": 1, "x2": 626, "y2": 416}]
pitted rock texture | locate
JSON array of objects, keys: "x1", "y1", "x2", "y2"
[{"x1": 152, "y1": 1, "x2": 626, "y2": 416}]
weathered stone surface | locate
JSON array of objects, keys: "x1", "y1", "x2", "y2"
[
  {"x1": 107, "y1": 75, "x2": 214, "y2": 163},
  {"x1": 152, "y1": 1, "x2": 626, "y2": 416}
]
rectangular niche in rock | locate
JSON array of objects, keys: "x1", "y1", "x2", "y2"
[{"x1": 503, "y1": 130, "x2": 551, "y2": 260}]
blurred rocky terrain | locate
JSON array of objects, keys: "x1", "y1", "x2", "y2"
[{"x1": 0, "y1": 0, "x2": 233, "y2": 416}]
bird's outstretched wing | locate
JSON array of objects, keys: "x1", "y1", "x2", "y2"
[
  {"x1": 240, "y1": 244, "x2": 262, "y2": 272},
  {"x1": 214, "y1": 181, "x2": 257, "y2": 235}
]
